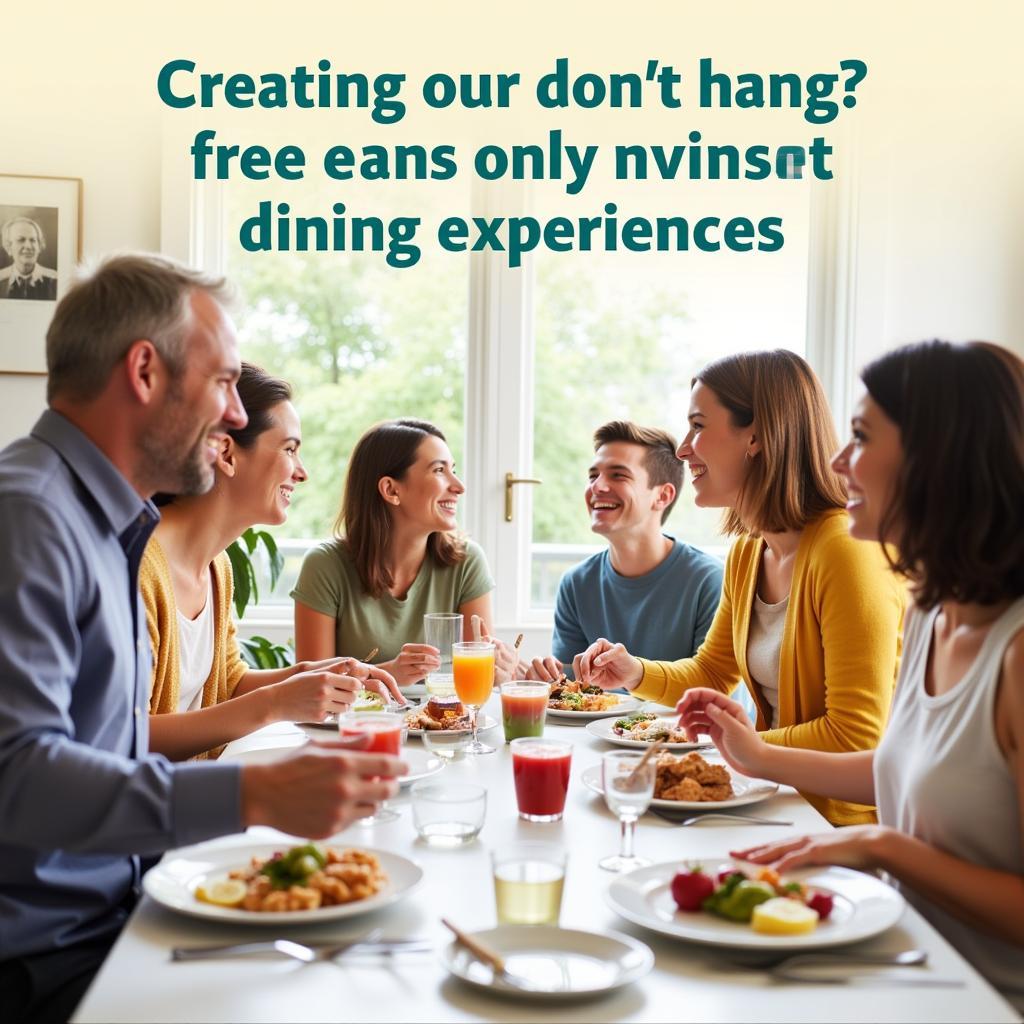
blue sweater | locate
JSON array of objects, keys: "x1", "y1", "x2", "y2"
[{"x1": 552, "y1": 537, "x2": 724, "y2": 666}]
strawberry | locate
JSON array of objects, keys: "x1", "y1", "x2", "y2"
[
  {"x1": 671, "y1": 866, "x2": 716, "y2": 912},
  {"x1": 806, "y1": 890, "x2": 834, "y2": 920}
]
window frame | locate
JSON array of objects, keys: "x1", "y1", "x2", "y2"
[{"x1": 160, "y1": 129, "x2": 867, "y2": 639}]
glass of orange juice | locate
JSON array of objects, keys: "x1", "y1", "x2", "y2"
[{"x1": 452, "y1": 640, "x2": 496, "y2": 755}]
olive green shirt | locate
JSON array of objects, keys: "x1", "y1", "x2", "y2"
[{"x1": 291, "y1": 539, "x2": 494, "y2": 662}]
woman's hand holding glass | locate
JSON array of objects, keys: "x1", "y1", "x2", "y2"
[
  {"x1": 380, "y1": 644, "x2": 441, "y2": 688},
  {"x1": 573, "y1": 639, "x2": 644, "y2": 690},
  {"x1": 676, "y1": 688, "x2": 773, "y2": 778}
]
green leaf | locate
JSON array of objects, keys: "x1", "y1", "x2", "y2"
[
  {"x1": 255, "y1": 530, "x2": 284, "y2": 591},
  {"x1": 225, "y1": 541, "x2": 252, "y2": 618}
]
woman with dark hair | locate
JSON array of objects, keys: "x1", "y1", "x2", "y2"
[
  {"x1": 576, "y1": 350, "x2": 905, "y2": 825},
  {"x1": 677, "y1": 341, "x2": 1024, "y2": 1010},
  {"x1": 292, "y1": 418, "x2": 517, "y2": 686},
  {"x1": 143, "y1": 363, "x2": 402, "y2": 761}
]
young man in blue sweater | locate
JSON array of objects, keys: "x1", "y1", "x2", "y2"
[{"x1": 525, "y1": 421, "x2": 724, "y2": 682}]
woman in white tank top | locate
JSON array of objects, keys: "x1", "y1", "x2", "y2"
[{"x1": 676, "y1": 340, "x2": 1024, "y2": 1010}]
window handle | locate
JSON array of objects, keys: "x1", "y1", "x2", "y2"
[{"x1": 504, "y1": 472, "x2": 542, "y2": 522}]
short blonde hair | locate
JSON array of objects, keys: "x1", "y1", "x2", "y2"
[{"x1": 694, "y1": 350, "x2": 846, "y2": 536}]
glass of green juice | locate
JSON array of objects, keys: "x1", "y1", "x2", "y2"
[{"x1": 500, "y1": 680, "x2": 549, "y2": 742}]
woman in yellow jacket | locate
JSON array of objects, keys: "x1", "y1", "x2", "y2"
[{"x1": 576, "y1": 349, "x2": 904, "y2": 825}]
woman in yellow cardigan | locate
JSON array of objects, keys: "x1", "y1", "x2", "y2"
[
  {"x1": 143, "y1": 363, "x2": 402, "y2": 761},
  {"x1": 576, "y1": 350, "x2": 904, "y2": 824}
]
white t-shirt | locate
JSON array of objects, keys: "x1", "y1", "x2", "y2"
[
  {"x1": 746, "y1": 592, "x2": 789, "y2": 728},
  {"x1": 175, "y1": 577, "x2": 215, "y2": 712}
]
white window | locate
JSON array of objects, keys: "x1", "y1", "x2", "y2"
[{"x1": 162, "y1": 136, "x2": 858, "y2": 646}]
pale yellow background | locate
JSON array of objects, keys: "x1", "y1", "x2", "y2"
[{"x1": 1, "y1": 0, "x2": 1022, "y2": 437}]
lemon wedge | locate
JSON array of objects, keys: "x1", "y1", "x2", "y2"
[
  {"x1": 751, "y1": 897, "x2": 819, "y2": 935},
  {"x1": 195, "y1": 878, "x2": 247, "y2": 908}
]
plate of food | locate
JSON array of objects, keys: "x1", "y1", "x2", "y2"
[
  {"x1": 606, "y1": 859, "x2": 905, "y2": 951},
  {"x1": 545, "y1": 679, "x2": 641, "y2": 720},
  {"x1": 403, "y1": 698, "x2": 498, "y2": 737},
  {"x1": 586, "y1": 712, "x2": 712, "y2": 750},
  {"x1": 441, "y1": 925, "x2": 654, "y2": 999},
  {"x1": 581, "y1": 751, "x2": 778, "y2": 810},
  {"x1": 143, "y1": 840, "x2": 423, "y2": 924}
]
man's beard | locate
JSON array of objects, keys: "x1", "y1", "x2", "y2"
[{"x1": 139, "y1": 387, "x2": 218, "y2": 497}]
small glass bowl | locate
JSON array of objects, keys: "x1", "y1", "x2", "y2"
[
  {"x1": 420, "y1": 728, "x2": 472, "y2": 761},
  {"x1": 411, "y1": 781, "x2": 486, "y2": 846}
]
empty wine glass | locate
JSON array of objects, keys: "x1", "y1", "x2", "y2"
[{"x1": 600, "y1": 750, "x2": 655, "y2": 872}]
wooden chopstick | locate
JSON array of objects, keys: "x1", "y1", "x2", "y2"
[
  {"x1": 513, "y1": 633, "x2": 524, "y2": 650},
  {"x1": 627, "y1": 739, "x2": 666, "y2": 786},
  {"x1": 441, "y1": 917, "x2": 505, "y2": 972},
  {"x1": 363, "y1": 647, "x2": 379, "y2": 663}
]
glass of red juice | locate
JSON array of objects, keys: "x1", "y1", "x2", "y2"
[
  {"x1": 510, "y1": 738, "x2": 572, "y2": 822},
  {"x1": 337, "y1": 711, "x2": 405, "y2": 824},
  {"x1": 500, "y1": 681, "x2": 549, "y2": 742}
]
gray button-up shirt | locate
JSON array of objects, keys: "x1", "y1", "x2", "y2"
[{"x1": 0, "y1": 410, "x2": 243, "y2": 960}]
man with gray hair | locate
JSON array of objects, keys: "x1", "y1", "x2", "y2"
[
  {"x1": 0, "y1": 217, "x2": 58, "y2": 300},
  {"x1": 0, "y1": 253, "x2": 404, "y2": 1024}
]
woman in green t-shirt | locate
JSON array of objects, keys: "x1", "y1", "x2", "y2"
[{"x1": 292, "y1": 418, "x2": 517, "y2": 687}]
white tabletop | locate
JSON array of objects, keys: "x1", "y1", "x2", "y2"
[{"x1": 75, "y1": 697, "x2": 1018, "y2": 1023}]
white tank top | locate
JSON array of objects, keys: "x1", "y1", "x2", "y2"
[
  {"x1": 175, "y1": 577, "x2": 215, "y2": 713},
  {"x1": 875, "y1": 596, "x2": 1024, "y2": 1010}
]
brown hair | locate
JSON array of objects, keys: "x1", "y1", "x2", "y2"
[
  {"x1": 861, "y1": 340, "x2": 1024, "y2": 608},
  {"x1": 334, "y1": 419, "x2": 465, "y2": 598},
  {"x1": 593, "y1": 420, "x2": 683, "y2": 524},
  {"x1": 46, "y1": 252, "x2": 232, "y2": 402},
  {"x1": 694, "y1": 349, "x2": 846, "y2": 536}
]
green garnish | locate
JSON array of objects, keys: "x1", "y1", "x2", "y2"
[{"x1": 259, "y1": 843, "x2": 327, "y2": 890}]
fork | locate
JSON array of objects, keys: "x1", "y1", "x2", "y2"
[
  {"x1": 768, "y1": 949, "x2": 964, "y2": 987},
  {"x1": 650, "y1": 808, "x2": 793, "y2": 826},
  {"x1": 172, "y1": 928, "x2": 433, "y2": 963}
]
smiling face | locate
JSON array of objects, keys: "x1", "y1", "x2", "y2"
[
  {"x1": 676, "y1": 381, "x2": 758, "y2": 509},
  {"x1": 586, "y1": 441, "x2": 673, "y2": 539},
  {"x1": 5, "y1": 220, "x2": 42, "y2": 276},
  {"x1": 230, "y1": 400, "x2": 307, "y2": 526},
  {"x1": 385, "y1": 434, "x2": 464, "y2": 534},
  {"x1": 831, "y1": 391, "x2": 903, "y2": 542},
  {"x1": 139, "y1": 290, "x2": 246, "y2": 496}
]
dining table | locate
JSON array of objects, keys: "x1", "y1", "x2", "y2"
[{"x1": 73, "y1": 694, "x2": 1019, "y2": 1023}]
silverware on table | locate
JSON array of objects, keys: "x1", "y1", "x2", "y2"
[
  {"x1": 649, "y1": 808, "x2": 793, "y2": 826},
  {"x1": 171, "y1": 930, "x2": 433, "y2": 963},
  {"x1": 721, "y1": 948, "x2": 964, "y2": 987}
]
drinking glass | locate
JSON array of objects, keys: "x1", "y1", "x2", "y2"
[
  {"x1": 411, "y1": 782, "x2": 486, "y2": 846},
  {"x1": 599, "y1": 750, "x2": 655, "y2": 871},
  {"x1": 423, "y1": 612, "x2": 462, "y2": 697},
  {"x1": 452, "y1": 640, "x2": 495, "y2": 755},
  {"x1": 491, "y1": 843, "x2": 567, "y2": 926},
  {"x1": 500, "y1": 680, "x2": 548, "y2": 742},
  {"x1": 337, "y1": 711, "x2": 406, "y2": 825},
  {"x1": 510, "y1": 738, "x2": 571, "y2": 822}
]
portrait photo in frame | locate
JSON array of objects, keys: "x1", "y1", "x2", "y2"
[{"x1": 0, "y1": 174, "x2": 82, "y2": 375}]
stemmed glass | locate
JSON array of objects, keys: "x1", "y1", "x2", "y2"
[
  {"x1": 452, "y1": 640, "x2": 496, "y2": 755},
  {"x1": 600, "y1": 750, "x2": 655, "y2": 872},
  {"x1": 337, "y1": 711, "x2": 406, "y2": 825}
]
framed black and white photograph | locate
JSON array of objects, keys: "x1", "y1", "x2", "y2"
[{"x1": 0, "y1": 174, "x2": 81, "y2": 375}]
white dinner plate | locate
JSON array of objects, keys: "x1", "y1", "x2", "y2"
[
  {"x1": 545, "y1": 694, "x2": 641, "y2": 720},
  {"x1": 441, "y1": 925, "x2": 654, "y2": 999},
  {"x1": 405, "y1": 713, "x2": 499, "y2": 738},
  {"x1": 143, "y1": 841, "x2": 423, "y2": 925},
  {"x1": 606, "y1": 860, "x2": 905, "y2": 951},
  {"x1": 586, "y1": 715, "x2": 713, "y2": 751},
  {"x1": 581, "y1": 762, "x2": 778, "y2": 811},
  {"x1": 225, "y1": 743, "x2": 442, "y2": 786}
]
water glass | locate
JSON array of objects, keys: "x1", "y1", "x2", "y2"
[
  {"x1": 420, "y1": 726, "x2": 471, "y2": 761},
  {"x1": 600, "y1": 750, "x2": 655, "y2": 872},
  {"x1": 423, "y1": 613, "x2": 462, "y2": 697},
  {"x1": 491, "y1": 843, "x2": 567, "y2": 926},
  {"x1": 411, "y1": 782, "x2": 486, "y2": 846}
]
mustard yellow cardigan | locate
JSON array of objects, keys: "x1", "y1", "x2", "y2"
[
  {"x1": 635, "y1": 510, "x2": 904, "y2": 825},
  {"x1": 139, "y1": 538, "x2": 248, "y2": 760}
]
